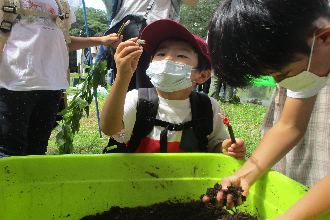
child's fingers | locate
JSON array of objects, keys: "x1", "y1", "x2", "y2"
[
  {"x1": 119, "y1": 45, "x2": 142, "y2": 57},
  {"x1": 223, "y1": 152, "x2": 245, "y2": 160},
  {"x1": 128, "y1": 50, "x2": 143, "y2": 67},
  {"x1": 216, "y1": 190, "x2": 225, "y2": 208},
  {"x1": 222, "y1": 139, "x2": 232, "y2": 152},
  {"x1": 235, "y1": 193, "x2": 243, "y2": 206},
  {"x1": 115, "y1": 43, "x2": 142, "y2": 59},
  {"x1": 128, "y1": 37, "x2": 139, "y2": 41},
  {"x1": 116, "y1": 39, "x2": 141, "y2": 54},
  {"x1": 225, "y1": 194, "x2": 234, "y2": 210},
  {"x1": 202, "y1": 196, "x2": 211, "y2": 203},
  {"x1": 227, "y1": 139, "x2": 246, "y2": 152},
  {"x1": 116, "y1": 47, "x2": 143, "y2": 72},
  {"x1": 226, "y1": 145, "x2": 246, "y2": 160},
  {"x1": 222, "y1": 139, "x2": 232, "y2": 146},
  {"x1": 228, "y1": 145, "x2": 246, "y2": 154}
]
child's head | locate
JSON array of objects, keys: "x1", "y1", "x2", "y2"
[
  {"x1": 141, "y1": 19, "x2": 211, "y2": 71},
  {"x1": 208, "y1": 0, "x2": 330, "y2": 88},
  {"x1": 140, "y1": 19, "x2": 211, "y2": 93}
]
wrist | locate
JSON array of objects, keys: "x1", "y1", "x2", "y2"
[
  {"x1": 233, "y1": 162, "x2": 261, "y2": 189},
  {"x1": 115, "y1": 72, "x2": 133, "y2": 84}
]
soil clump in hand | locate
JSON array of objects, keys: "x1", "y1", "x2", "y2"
[{"x1": 201, "y1": 183, "x2": 246, "y2": 206}]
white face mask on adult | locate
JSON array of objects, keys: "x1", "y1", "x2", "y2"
[
  {"x1": 146, "y1": 60, "x2": 196, "y2": 92},
  {"x1": 278, "y1": 31, "x2": 330, "y2": 92}
]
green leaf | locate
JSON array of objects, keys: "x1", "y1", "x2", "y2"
[
  {"x1": 92, "y1": 60, "x2": 107, "y2": 93},
  {"x1": 76, "y1": 97, "x2": 89, "y2": 109},
  {"x1": 56, "y1": 59, "x2": 107, "y2": 154}
]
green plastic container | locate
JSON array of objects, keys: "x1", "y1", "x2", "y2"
[
  {"x1": 0, "y1": 154, "x2": 328, "y2": 220},
  {"x1": 252, "y1": 76, "x2": 276, "y2": 87},
  {"x1": 240, "y1": 76, "x2": 276, "y2": 106}
]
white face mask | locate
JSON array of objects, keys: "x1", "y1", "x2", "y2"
[
  {"x1": 279, "y1": 31, "x2": 330, "y2": 92},
  {"x1": 146, "y1": 60, "x2": 195, "y2": 92}
]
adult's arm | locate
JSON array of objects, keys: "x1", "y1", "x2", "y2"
[
  {"x1": 68, "y1": 34, "x2": 122, "y2": 51},
  {"x1": 182, "y1": 0, "x2": 199, "y2": 7}
]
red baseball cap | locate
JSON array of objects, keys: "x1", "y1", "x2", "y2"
[{"x1": 140, "y1": 19, "x2": 211, "y2": 68}]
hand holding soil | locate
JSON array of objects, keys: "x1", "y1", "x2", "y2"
[{"x1": 201, "y1": 182, "x2": 247, "y2": 210}]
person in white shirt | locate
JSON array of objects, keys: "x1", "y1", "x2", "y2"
[
  {"x1": 0, "y1": 0, "x2": 122, "y2": 157},
  {"x1": 90, "y1": 33, "x2": 103, "y2": 64}
]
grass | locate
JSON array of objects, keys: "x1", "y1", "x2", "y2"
[{"x1": 47, "y1": 83, "x2": 268, "y2": 158}]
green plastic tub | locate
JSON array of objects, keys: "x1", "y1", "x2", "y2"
[
  {"x1": 0, "y1": 154, "x2": 328, "y2": 220},
  {"x1": 252, "y1": 76, "x2": 276, "y2": 87},
  {"x1": 240, "y1": 76, "x2": 276, "y2": 106}
]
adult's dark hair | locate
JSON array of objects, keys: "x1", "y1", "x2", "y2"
[
  {"x1": 154, "y1": 37, "x2": 211, "y2": 72},
  {"x1": 208, "y1": 0, "x2": 330, "y2": 88}
]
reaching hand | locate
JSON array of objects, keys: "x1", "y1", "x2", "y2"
[
  {"x1": 202, "y1": 175, "x2": 250, "y2": 210},
  {"x1": 222, "y1": 138, "x2": 246, "y2": 160},
  {"x1": 101, "y1": 33, "x2": 123, "y2": 48}
]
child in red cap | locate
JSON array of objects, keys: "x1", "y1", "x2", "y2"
[{"x1": 100, "y1": 19, "x2": 246, "y2": 157}]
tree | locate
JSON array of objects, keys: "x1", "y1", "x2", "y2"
[
  {"x1": 69, "y1": 7, "x2": 109, "y2": 72},
  {"x1": 70, "y1": 7, "x2": 109, "y2": 37},
  {"x1": 179, "y1": 0, "x2": 223, "y2": 40}
]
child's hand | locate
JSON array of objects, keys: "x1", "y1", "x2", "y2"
[
  {"x1": 222, "y1": 138, "x2": 246, "y2": 160},
  {"x1": 202, "y1": 175, "x2": 250, "y2": 210},
  {"x1": 101, "y1": 33, "x2": 123, "y2": 48},
  {"x1": 114, "y1": 38, "x2": 143, "y2": 80}
]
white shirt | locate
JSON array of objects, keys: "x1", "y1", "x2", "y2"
[
  {"x1": 0, "y1": 0, "x2": 76, "y2": 91},
  {"x1": 112, "y1": 89, "x2": 230, "y2": 152},
  {"x1": 109, "y1": 0, "x2": 181, "y2": 29},
  {"x1": 287, "y1": 86, "x2": 324, "y2": 98}
]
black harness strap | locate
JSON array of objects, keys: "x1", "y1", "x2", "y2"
[
  {"x1": 155, "y1": 119, "x2": 195, "y2": 153},
  {"x1": 127, "y1": 88, "x2": 158, "y2": 153},
  {"x1": 190, "y1": 92, "x2": 213, "y2": 153}
]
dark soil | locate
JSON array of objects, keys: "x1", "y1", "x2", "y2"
[{"x1": 81, "y1": 183, "x2": 257, "y2": 220}]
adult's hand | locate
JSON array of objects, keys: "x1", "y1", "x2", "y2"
[{"x1": 102, "y1": 33, "x2": 123, "y2": 48}]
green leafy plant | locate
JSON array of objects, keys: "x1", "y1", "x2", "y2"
[
  {"x1": 228, "y1": 95, "x2": 241, "y2": 104},
  {"x1": 55, "y1": 54, "x2": 108, "y2": 154}
]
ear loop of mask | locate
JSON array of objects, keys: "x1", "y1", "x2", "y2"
[
  {"x1": 191, "y1": 69, "x2": 198, "y2": 85},
  {"x1": 306, "y1": 30, "x2": 317, "y2": 72}
]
